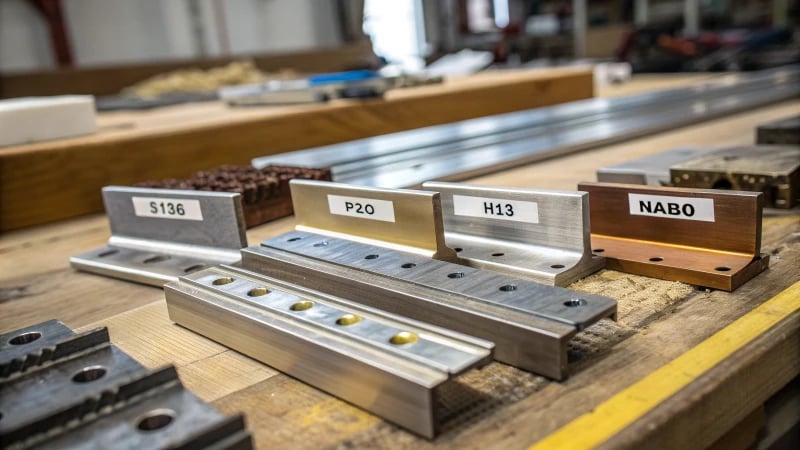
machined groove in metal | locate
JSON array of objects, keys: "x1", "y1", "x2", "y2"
[
  {"x1": 289, "y1": 179, "x2": 457, "y2": 260},
  {"x1": 243, "y1": 232, "x2": 617, "y2": 380},
  {"x1": 579, "y1": 182, "x2": 770, "y2": 291},
  {"x1": 422, "y1": 181, "x2": 604, "y2": 286},
  {"x1": 70, "y1": 186, "x2": 248, "y2": 286},
  {"x1": 669, "y1": 146, "x2": 800, "y2": 209},
  {"x1": 164, "y1": 265, "x2": 493, "y2": 438},
  {"x1": 253, "y1": 66, "x2": 800, "y2": 188},
  {"x1": 0, "y1": 320, "x2": 251, "y2": 449}
]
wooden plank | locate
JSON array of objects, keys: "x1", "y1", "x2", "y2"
[{"x1": 0, "y1": 67, "x2": 594, "y2": 232}]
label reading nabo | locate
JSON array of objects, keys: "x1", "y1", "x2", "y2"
[
  {"x1": 327, "y1": 195, "x2": 395, "y2": 222},
  {"x1": 628, "y1": 193, "x2": 715, "y2": 222},
  {"x1": 452, "y1": 195, "x2": 539, "y2": 223},
  {"x1": 131, "y1": 197, "x2": 204, "y2": 221}
]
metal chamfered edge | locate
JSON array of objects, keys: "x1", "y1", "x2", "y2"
[
  {"x1": 421, "y1": 181, "x2": 604, "y2": 286},
  {"x1": 164, "y1": 265, "x2": 494, "y2": 438},
  {"x1": 70, "y1": 186, "x2": 248, "y2": 286},
  {"x1": 0, "y1": 320, "x2": 251, "y2": 449},
  {"x1": 578, "y1": 182, "x2": 770, "y2": 291},
  {"x1": 244, "y1": 231, "x2": 617, "y2": 380}
]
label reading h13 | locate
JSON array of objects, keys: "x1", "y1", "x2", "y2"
[
  {"x1": 327, "y1": 195, "x2": 395, "y2": 222},
  {"x1": 131, "y1": 197, "x2": 204, "y2": 221},
  {"x1": 452, "y1": 195, "x2": 539, "y2": 223},
  {"x1": 628, "y1": 193, "x2": 714, "y2": 222}
]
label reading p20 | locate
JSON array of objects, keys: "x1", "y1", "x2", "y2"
[
  {"x1": 452, "y1": 195, "x2": 539, "y2": 223},
  {"x1": 628, "y1": 193, "x2": 714, "y2": 222},
  {"x1": 131, "y1": 197, "x2": 204, "y2": 221},
  {"x1": 327, "y1": 195, "x2": 395, "y2": 222}
]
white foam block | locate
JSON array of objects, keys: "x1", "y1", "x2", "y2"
[{"x1": 0, "y1": 95, "x2": 96, "y2": 147}]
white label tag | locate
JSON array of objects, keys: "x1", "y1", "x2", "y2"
[
  {"x1": 327, "y1": 195, "x2": 395, "y2": 222},
  {"x1": 452, "y1": 195, "x2": 539, "y2": 223},
  {"x1": 131, "y1": 197, "x2": 204, "y2": 221},
  {"x1": 628, "y1": 193, "x2": 715, "y2": 222}
]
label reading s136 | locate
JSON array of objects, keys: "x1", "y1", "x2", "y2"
[
  {"x1": 327, "y1": 195, "x2": 395, "y2": 222},
  {"x1": 452, "y1": 195, "x2": 539, "y2": 223},
  {"x1": 132, "y1": 197, "x2": 204, "y2": 221},
  {"x1": 628, "y1": 193, "x2": 715, "y2": 222}
]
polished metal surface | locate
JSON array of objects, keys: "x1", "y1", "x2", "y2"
[
  {"x1": 596, "y1": 148, "x2": 711, "y2": 185},
  {"x1": 253, "y1": 67, "x2": 800, "y2": 188},
  {"x1": 70, "y1": 186, "x2": 248, "y2": 286},
  {"x1": 422, "y1": 181, "x2": 603, "y2": 286},
  {"x1": 0, "y1": 320, "x2": 251, "y2": 449},
  {"x1": 289, "y1": 179, "x2": 457, "y2": 260},
  {"x1": 165, "y1": 265, "x2": 493, "y2": 438},
  {"x1": 670, "y1": 146, "x2": 800, "y2": 208},
  {"x1": 244, "y1": 231, "x2": 617, "y2": 379}
]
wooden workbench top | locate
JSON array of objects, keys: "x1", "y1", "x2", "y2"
[{"x1": 1, "y1": 76, "x2": 797, "y2": 449}]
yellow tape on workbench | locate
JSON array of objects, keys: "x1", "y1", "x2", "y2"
[{"x1": 530, "y1": 281, "x2": 800, "y2": 450}]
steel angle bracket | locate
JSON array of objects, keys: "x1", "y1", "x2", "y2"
[
  {"x1": 70, "y1": 186, "x2": 248, "y2": 286},
  {"x1": 164, "y1": 265, "x2": 493, "y2": 438},
  {"x1": 288, "y1": 179, "x2": 458, "y2": 261},
  {"x1": 243, "y1": 232, "x2": 617, "y2": 380},
  {"x1": 578, "y1": 182, "x2": 770, "y2": 291},
  {"x1": 422, "y1": 181, "x2": 604, "y2": 286},
  {"x1": 669, "y1": 146, "x2": 800, "y2": 209},
  {"x1": 0, "y1": 320, "x2": 251, "y2": 450}
]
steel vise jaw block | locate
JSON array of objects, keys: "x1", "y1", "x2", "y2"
[
  {"x1": 164, "y1": 265, "x2": 493, "y2": 438},
  {"x1": 422, "y1": 181, "x2": 604, "y2": 286},
  {"x1": 579, "y1": 182, "x2": 770, "y2": 291}
]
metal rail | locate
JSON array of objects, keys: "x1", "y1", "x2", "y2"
[{"x1": 253, "y1": 66, "x2": 800, "y2": 188}]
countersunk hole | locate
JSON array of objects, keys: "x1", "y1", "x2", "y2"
[
  {"x1": 9, "y1": 331, "x2": 42, "y2": 345},
  {"x1": 389, "y1": 331, "x2": 418, "y2": 345},
  {"x1": 212, "y1": 277, "x2": 234, "y2": 285},
  {"x1": 491, "y1": 252, "x2": 505, "y2": 257},
  {"x1": 550, "y1": 264, "x2": 565, "y2": 269},
  {"x1": 712, "y1": 178, "x2": 733, "y2": 190},
  {"x1": 247, "y1": 287, "x2": 270, "y2": 297},
  {"x1": 454, "y1": 247, "x2": 463, "y2": 253},
  {"x1": 98, "y1": 249, "x2": 119, "y2": 258},
  {"x1": 313, "y1": 241, "x2": 328, "y2": 247},
  {"x1": 499, "y1": 284, "x2": 517, "y2": 292},
  {"x1": 649, "y1": 257, "x2": 663, "y2": 262},
  {"x1": 287, "y1": 237, "x2": 302, "y2": 242},
  {"x1": 290, "y1": 300, "x2": 314, "y2": 311},
  {"x1": 715, "y1": 266, "x2": 731, "y2": 272},
  {"x1": 143, "y1": 255, "x2": 170, "y2": 264},
  {"x1": 564, "y1": 298, "x2": 587, "y2": 307},
  {"x1": 72, "y1": 366, "x2": 107, "y2": 383},
  {"x1": 593, "y1": 248, "x2": 605, "y2": 253},
  {"x1": 336, "y1": 314, "x2": 362, "y2": 326},
  {"x1": 401, "y1": 263, "x2": 417, "y2": 269},
  {"x1": 448, "y1": 272, "x2": 465, "y2": 279},
  {"x1": 136, "y1": 409, "x2": 176, "y2": 432},
  {"x1": 183, "y1": 264, "x2": 205, "y2": 273},
  {"x1": 364, "y1": 254, "x2": 379, "y2": 260}
]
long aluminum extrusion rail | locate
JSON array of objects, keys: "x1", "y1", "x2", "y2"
[{"x1": 253, "y1": 66, "x2": 800, "y2": 188}]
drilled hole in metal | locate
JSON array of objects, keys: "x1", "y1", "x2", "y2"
[
  {"x1": 98, "y1": 249, "x2": 119, "y2": 258},
  {"x1": 136, "y1": 409, "x2": 176, "y2": 432},
  {"x1": 448, "y1": 272, "x2": 465, "y2": 279},
  {"x1": 336, "y1": 314, "x2": 362, "y2": 326},
  {"x1": 72, "y1": 366, "x2": 107, "y2": 383},
  {"x1": 212, "y1": 277, "x2": 234, "y2": 285},
  {"x1": 564, "y1": 298, "x2": 588, "y2": 307},
  {"x1": 183, "y1": 264, "x2": 205, "y2": 273},
  {"x1": 9, "y1": 331, "x2": 41, "y2": 345},
  {"x1": 550, "y1": 264, "x2": 565, "y2": 269},
  {"x1": 290, "y1": 300, "x2": 314, "y2": 311},
  {"x1": 712, "y1": 178, "x2": 733, "y2": 190},
  {"x1": 247, "y1": 287, "x2": 270, "y2": 297},
  {"x1": 364, "y1": 254, "x2": 379, "y2": 260},
  {"x1": 491, "y1": 252, "x2": 505, "y2": 257},
  {"x1": 287, "y1": 237, "x2": 302, "y2": 242},
  {"x1": 313, "y1": 241, "x2": 329, "y2": 247},
  {"x1": 389, "y1": 332, "x2": 418, "y2": 345},
  {"x1": 401, "y1": 263, "x2": 416, "y2": 269},
  {"x1": 593, "y1": 248, "x2": 605, "y2": 253},
  {"x1": 499, "y1": 284, "x2": 517, "y2": 292},
  {"x1": 649, "y1": 257, "x2": 663, "y2": 262},
  {"x1": 143, "y1": 255, "x2": 170, "y2": 264},
  {"x1": 715, "y1": 266, "x2": 731, "y2": 272},
  {"x1": 454, "y1": 247, "x2": 463, "y2": 252}
]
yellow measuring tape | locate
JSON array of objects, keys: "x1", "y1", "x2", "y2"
[{"x1": 530, "y1": 281, "x2": 800, "y2": 450}]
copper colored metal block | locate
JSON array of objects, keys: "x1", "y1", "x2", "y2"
[{"x1": 578, "y1": 182, "x2": 769, "y2": 291}]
